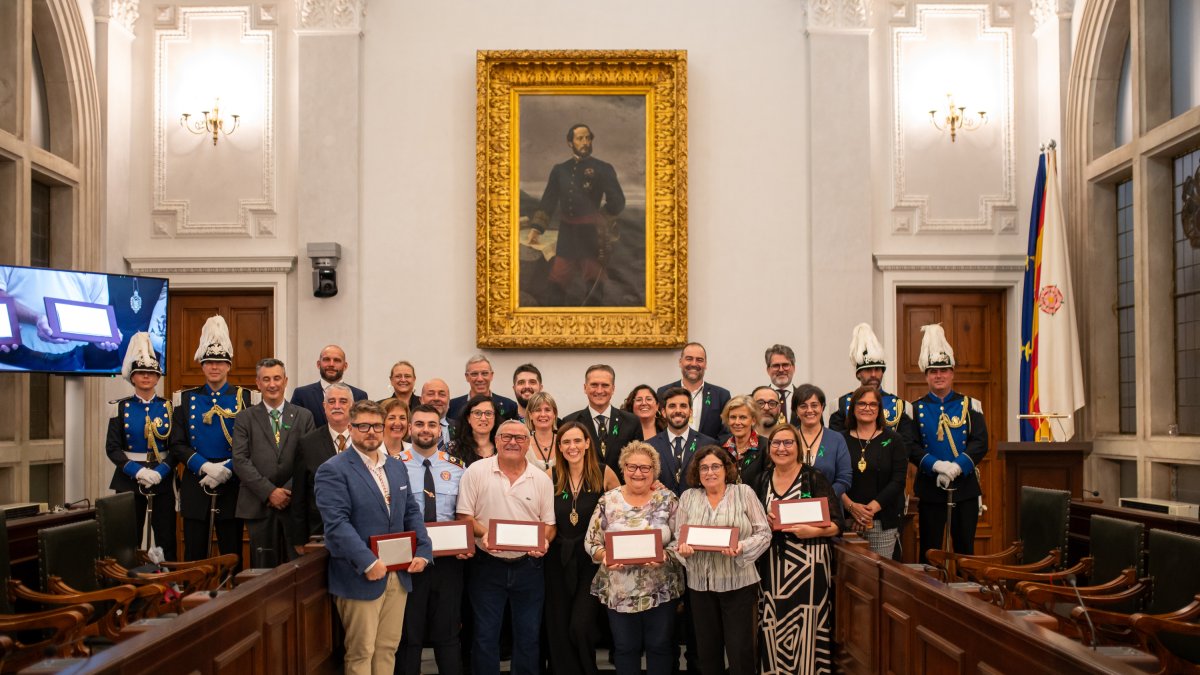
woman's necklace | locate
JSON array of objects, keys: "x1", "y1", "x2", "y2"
[
  {"x1": 799, "y1": 426, "x2": 821, "y2": 465},
  {"x1": 532, "y1": 433, "x2": 553, "y2": 469},
  {"x1": 854, "y1": 428, "x2": 879, "y2": 472},
  {"x1": 568, "y1": 470, "x2": 584, "y2": 525}
]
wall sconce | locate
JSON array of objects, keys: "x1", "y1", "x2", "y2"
[
  {"x1": 928, "y1": 94, "x2": 986, "y2": 142},
  {"x1": 179, "y1": 98, "x2": 240, "y2": 145}
]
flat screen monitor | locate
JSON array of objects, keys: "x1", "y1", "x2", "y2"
[{"x1": 0, "y1": 264, "x2": 168, "y2": 376}]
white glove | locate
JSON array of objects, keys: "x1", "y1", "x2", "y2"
[
  {"x1": 201, "y1": 462, "x2": 233, "y2": 484},
  {"x1": 135, "y1": 468, "x2": 159, "y2": 488},
  {"x1": 932, "y1": 460, "x2": 954, "y2": 475},
  {"x1": 936, "y1": 473, "x2": 952, "y2": 489},
  {"x1": 199, "y1": 474, "x2": 221, "y2": 490},
  {"x1": 945, "y1": 462, "x2": 963, "y2": 480}
]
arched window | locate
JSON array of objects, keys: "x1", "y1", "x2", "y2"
[
  {"x1": 0, "y1": 0, "x2": 102, "y2": 505},
  {"x1": 1068, "y1": 0, "x2": 1200, "y2": 504}
]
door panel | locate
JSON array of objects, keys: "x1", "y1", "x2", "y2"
[
  {"x1": 166, "y1": 291, "x2": 274, "y2": 395},
  {"x1": 898, "y1": 289, "x2": 1007, "y2": 556}
]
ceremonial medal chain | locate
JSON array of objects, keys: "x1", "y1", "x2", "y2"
[
  {"x1": 854, "y1": 428, "x2": 879, "y2": 472},
  {"x1": 568, "y1": 471, "x2": 583, "y2": 526},
  {"x1": 532, "y1": 434, "x2": 553, "y2": 470}
]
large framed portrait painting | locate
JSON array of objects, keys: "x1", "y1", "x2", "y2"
[{"x1": 476, "y1": 50, "x2": 687, "y2": 348}]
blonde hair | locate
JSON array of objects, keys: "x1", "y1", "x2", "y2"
[
  {"x1": 618, "y1": 441, "x2": 661, "y2": 477},
  {"x1": 721, "y1": 394, "x2": 761, "y2": 426},
  {"x1": 523, "y1": 391, "x2": 559, "y2": 432}
]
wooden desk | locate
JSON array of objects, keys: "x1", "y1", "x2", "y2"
[
  {"x1": 835, "y1": 540, "x2": 1148, "y2": 674},
  {"x1": 6, "y1": 508, "x2": 95, "y2": 588},
  {"x1": 58, "y1": 546, "x2": 334, "y2": 674},
  {"x1": 996, "y1": 442, "x2": 1091, "y2": 550}
]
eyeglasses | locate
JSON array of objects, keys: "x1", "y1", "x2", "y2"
[
  {"x1": 351, "y1": 423, "x2": 385, "y2": 433},
  {"x1": 754, "y1": 399, "x2": 780, "y2": 409},
  {"x1": 769, "y1": 439, "x2": 797, "y2": 449},
  {"x1": 768, "y1": 363, "x2": 793, "y2": 371},
  {"x1": 497, "y1": 433, "x2": 529, "y2": 444},
  {"x1": 855, "y1": 402, "x2": 880, "y2": 410},
  {"x1": 698, "y1": 464, "x2": 724, "y2": 474},
  {"x1": 470, "y1": 410, "x2": 495, "y2": 419},
  {"x1": 624, "y1": 464, "x2": 654, "y2": 475},
  {"x1": 797, "y1": 403, "x2": 823, "y2": 411}
]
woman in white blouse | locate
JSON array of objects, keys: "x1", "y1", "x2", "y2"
[{"x1": 675, "y1": 445, "x2": 771, "y2": 675}]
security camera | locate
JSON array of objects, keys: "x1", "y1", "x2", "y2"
[{"x1": 307, "y1": 242, "x2": 341, "y2": 299}]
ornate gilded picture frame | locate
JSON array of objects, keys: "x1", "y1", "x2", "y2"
[{"x1": 476, "y1": 50, "x2": 687, "y2": 348}]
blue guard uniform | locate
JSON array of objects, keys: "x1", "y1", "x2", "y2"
[
  {"x1": 105, "y1": 395, "x2": 177, "y2": 559},
  {"x1": 396, "y1": 448, "x2": 468, "y2": 675},
  {"x1": 911, "y1": 390, "x2": 988, "y2": 559},
  {"x1": 169, "y1": 381, "x2": 252, "y2": 561}
]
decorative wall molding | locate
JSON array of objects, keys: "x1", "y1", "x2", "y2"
[
  {"x1": 93, "y1": 0, "x2": 139, "y2": 34},
  {"x1": 296, "y1": 0, "x2": 365, "y2": 33},
  {"x1": 891, "y1": 4, "x2": 1017, "y2": 234},
  {"x1": 1031, "y1": 0, "x2": 1074, "y2": 32},
  {"x1": 873, "y1": 252, "x2": 1027, "y2": 272},
  {"x1": 806, "y1": 0, "x2": 870, "y2": 32},
  {"x1": 125, "y1": 255, "x2": 297, "y2": 275},
  {"x1": 153, "y1": 6, "x2": 276, "y2": 238}
]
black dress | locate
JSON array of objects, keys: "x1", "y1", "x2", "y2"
[{"x1": 544, "y1": 472, "x2": 604, "y2": 675}]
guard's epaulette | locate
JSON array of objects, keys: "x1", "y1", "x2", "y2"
[
  {"x1": 903, "y1": 400, "x2": 914, "y2": 418},
  {"x1": 245, "y1": 387, "x2": 262, "y2": 406},
  {"x1": 440, "y1": 451, "x2": 464, "y2": 468},
  {"x1": 968, "y1": 397, "x2": 983, "y2": 414},
  {"x1": 172, "y1": 389, "x2": 183, "y2": 406},
  {"x1": 109, "y1": 396, "x2": 130, "y2": 417}
]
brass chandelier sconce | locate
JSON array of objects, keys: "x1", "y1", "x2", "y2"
[
  {"x1": 929, "y1": 94, "x2": 987, "y2": 142},
  {"x1": 179, "y1": 98, "x2": 240, "y2": 146}
]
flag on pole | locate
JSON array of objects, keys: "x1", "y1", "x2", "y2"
[{"x1": 1019, "y1": 142, "x2": 1086, "y2": 441}]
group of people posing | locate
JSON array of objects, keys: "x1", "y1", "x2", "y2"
[{"x1": 106, "y1": 317, "x2": 987, "y2": 675}]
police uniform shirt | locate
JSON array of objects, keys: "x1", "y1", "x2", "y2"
[{"x1": 400, "y1": 449, "x2": 465, "y2": 522}]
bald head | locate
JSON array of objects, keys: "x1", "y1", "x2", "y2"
[
  {"x1": 317, "y1": 344, "x2": 348, "y2": 383},
  {"x1": 420, "y1": 378, "x2": 451, "y2": 418}
]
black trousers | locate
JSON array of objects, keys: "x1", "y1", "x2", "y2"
[
  {"x1": 689, "y1": 584, "x2": 759, "y2": 675},
  {"x1": 183, "y1": 517, "x2": 243, "y2": 567},
  {"x1": 543, "y1": 558, "x2": 600, "y2": 675},
  {"x1": 126, "y1": 487, "x2": 177, "y2": 561},
  {"x1": 918, "y1": 498, "x2": 980, "y2": 563},
  {"x1": 245, "y1": 510, "x2": 296, "y2": 568},
  {"x1": 397, "y1": 556, "x2": 465, "y2": 675}
]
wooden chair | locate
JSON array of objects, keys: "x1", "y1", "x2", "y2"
[
  {"x1": 1128, "y1": 595, "x2": 1200, "y2": 674},
  {"x1": 94, "y1": 493, "x2": 225, "y2": 596},
  {"x1": 1073, "y1": 529, "x2": 1200, "y2": 669},
  {"x1": 8, "y1": 520, "x2": 154, "y2": 642},
  {"x1": 928, "y1": 486, "x2": 1069, "y2": 583},
  {"x1": 0, "y1": 511, "x2": 93, "y2": 670}
]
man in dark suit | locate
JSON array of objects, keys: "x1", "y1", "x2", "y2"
[
  {"x1": 657, "y1": 342, "x2": 730, "y2": 441},
  {"x1": 290, "y1": 382, "x2": 354, "y2": 553},
  {"x1": 233, "y1": 358, "x2": 315, "y2": 567},
  {"x1": 315, "y1": 399, "x2": 432, "y2": 675},
  {"x1": 290, "y1": 345, "x2": 368, "y2": 427},
  {"x1": 447, "y1": 354, "x2": 518, "y2": 422},
  {"x1": 647, "y1": 387, "x2": 716, "y2": 497},
  {"x1": 764, "y1": 344, "x2": 802, "y2": 425},
  {"x1": 562, "y1": 364, "x2": 639, "y2": 477}
]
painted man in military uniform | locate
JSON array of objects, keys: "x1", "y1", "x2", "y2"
[
  {"x1": 528, "y1": 123, "x2": 626, "y2": 306},
  {"x1": 396, "y1": 404, "x2": 470, "y2": 675},
  {"x1": 168, "y1": 315, "x2": 253, "y2": 564},
  {"x1": 104, "y1": 331, "x2": 176, "y2": 560},
  {"x1": 910, "y1": 323, "x2": 989, "y2": 562}
]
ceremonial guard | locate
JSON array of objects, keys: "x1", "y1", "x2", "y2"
[
  {"x1": 104, "y1": 332, "x2": 176, "y2": 560},
  {"x1": 396, "y1": 404, "x2": 469, "y2": 675},
  {"x1": 169, "y1": 315, "x2": 254, "y2": 563},
  {"x1": 910, "y1": 324, "x2": 989, "y2": 562},
  {"x1": 829, "y1": 323, "x2": 920, "y2": 449}
]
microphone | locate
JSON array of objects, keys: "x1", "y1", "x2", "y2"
[
  {"x1": 1081, "y1": 488, "x2": 1100, "y2": 498},
  {"x1": 1066, "y1": 574, "x2": 1097, "y2": 650}
]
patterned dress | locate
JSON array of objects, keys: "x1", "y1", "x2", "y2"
[{"x1": 755, "y1": 465, "x2": 842, "y2": 675}]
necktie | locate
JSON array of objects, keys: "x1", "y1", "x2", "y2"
[
  {"x1": 596, "y1": 414, "x2": 608, "y2": 458},
  {"x1": 270, "y1": 409, "x2": 282, "y2": 444},
  {"x1": 422, "y1": 459, "x2": 437, "y2": 523},
  {"x1": 335, "y1": 434, "x2": 346, "y2": 453},
  {"x1": 673, "y1": 436, "x2": 684, "y2": 483},
  {"x1": 776, "y1": 389, "x2": 789, "y2": 422}
]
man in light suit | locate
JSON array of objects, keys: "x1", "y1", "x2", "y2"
[
  {"x1": 316, "y1": 399, "x2": 432, "y2": 675},
  {"x1": 657, "y1": 341, "x2": 731, "y2": 441},
  {"x1": 562, "y1": 364, "x2": 639, "y2": 478},
  {"x1": 290, "y1": 382, "x2": 354, "y2": 553},
  {"x1": 647, "y1": 387, "x2": 716, "y2": 497},
  {"x1": 233, "y1": 358, "x2": 315, "y2": 567},
  {"x1": 290, "y1": 345, "x2": 368, "y2": 427}
]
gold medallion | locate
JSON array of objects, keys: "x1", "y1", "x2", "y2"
[
  {"x1": 569, "y1": 509, "x2": 579, "y2": 526},
  {"x1": 858, "y1": 457, "x2": 868, "y2": 472}
]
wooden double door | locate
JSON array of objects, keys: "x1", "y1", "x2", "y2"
[
  {"x1": 165, "y1": 291, "x2": 274, "y2": 395},
  {"x1": 897, "y1": 288, "x2": 1008, "y2": 557}
]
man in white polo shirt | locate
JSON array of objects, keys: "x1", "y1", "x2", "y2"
[{"x1": 456, "y1": 419, "x2": 555, "y2": 675}]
